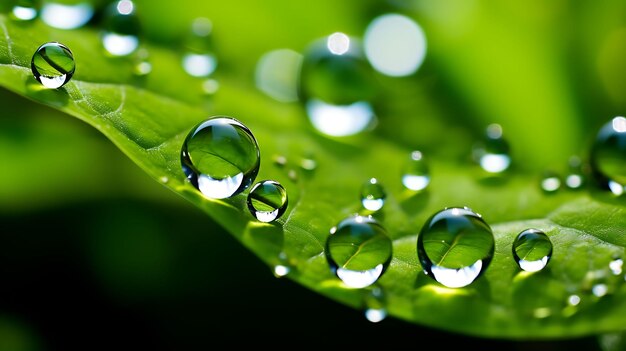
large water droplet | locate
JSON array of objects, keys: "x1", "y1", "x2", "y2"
[
  {"x1": 100, "y1": 0, "x2": 140, "y2": 57},
  {"x1": 512, "y1": 228, "x2": 553, "y2": 272},
  {"x1": 181, "y1": 17, "x2": 218, "y2": 78},
  {"x1": 402, "y1": 150, "x2": 430, "y2": 191},
  {"x1": 247, "y1": 180, "x2": 288, "y2": 223},
  {"x1": 299, "y1": 32, "x2": 378, "y2": 137},
  {"x1": 31, "y1": 41, "x2": 75, "y2": 89},
  {"x1": 10, "y1": 0, "x2": 38, "y2": 21},
  {"x1": 325, "y1": 215, "x2": 392, "y2": 288},
  {"x1": 40, "y1": 1, "x2": 94, "y2": 29},
  {"x1": 181, "y1": 116, "x2": 260, "y2": 199},
  {"x1": 363, "y1": 13, "x2": 427, "y2": 77},
  {"x1": 590, "y1": 116, "x2": 626, "y2": 195},
  {"x1": 417, "y1": 207, "x2": 494, "y2": 288},
  {"x1": 472, "y1": 123, "x2": 512, "y2": 174},
  {"x1": 361, "y1": 178, "x2": 386, "y2": 212}
]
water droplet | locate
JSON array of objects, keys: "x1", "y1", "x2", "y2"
[
  {"x1": 364, "y1": 13, "x2": 427, "y2": 77},
  {"x1": 272, "y1": 154, "x2": 287, "y2": 167},
  {"x1": 472, "y1": 123, "x2": 512, "y2": 174},
  {"x1": 512, "y1": 229, "x2": 553, "y2": 272},
  {"x1": 132, "y1": 48, "x2": 152, "y2": 76},
  {"x1": 273, "y1": 264, "x2": 290, "y2": 277},
  {"x1": 31, "y1": 42, "x2": 75, "y2": 89},
  {"x1": 609, "y1": 256, "x2": 623, "y2": 275},
  {"x1": 590, "y1": 116, "x2": 626, "y2": 195},
  {"x1": 41, "y1": 1, "x2": 94, "y2": 29},
  {"x1": 417, "y1": 207, "x2": 494, "y2": 288},
  {"x1": 181, "y1": 116, "x2": 260, "y2": 199},
  {"x1": 540, "y1": 170, "x2": 562, "y2": 193},
  {"x1": 247, "y1": 180, "x2": 288, "y2": 223},
  {"x1": 361, "y1": 178, "x2": 386, "y2": 212},
  {"x1": 287, "y1": 169, "x2": 298, "y2": 182},
  {"x1": 255, "y1": 49, "x2": 302, "y2": 103},
  {"x1": 201, "y1": 78, "x2": 219, "y2": 95},
  {"x1": 582, "y1": 267, "x2": 622, "y2": 298},
  {"x1": 326, "y1": 215, "x2": 392, "y2": 288},
  {"x1": 299, "y1": 32, "x2": 378, "y2": 137},
  {"x1": 100, "y1": 0, "x2": 141, "y2": 57},
  {"x1": 565, "y1": 156, "x2": 586, "y2": 190},
  {"x1": 182, "y1": 17, "x2": 218, "y2": 78},
  {"x1": 299, "y1": 156, "x2": 317, "y2": 171},
  {"x1": 159, "y1": 176, "x2": 169, "y2": 184},
  {"x1": 363, "y1": 287, "x2": 387, "y2": 323},
  {"x1": 402, "y1": 150, "x2": 430, "y2": 191},
  {"x1": 10, "y1": 0, "x2": 38, "y2": 21}
]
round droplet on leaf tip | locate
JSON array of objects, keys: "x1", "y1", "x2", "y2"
[
  {"x1": 31, "y1": 41, "x2": 76, "y2": 89},
  {"x1": 246, "y1": 180, "x2": 288, "y2": 223}
]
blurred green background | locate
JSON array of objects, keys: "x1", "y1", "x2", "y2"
[{"x1": 2, "y1": 0, "x2": 626, "y2": 349}]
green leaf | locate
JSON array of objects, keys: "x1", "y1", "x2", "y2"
[{"x1": 1, "y1": 6, "x2": 626, "y2": 341}]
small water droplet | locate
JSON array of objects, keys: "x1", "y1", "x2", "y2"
[
  {"x1": 363, "y1": 287, "x2": 387, "y2": 323},
  {"x1": 272, "y1": 251, "x2": 291, "y2": 277},
  {"x1": 31, "y1": 42, "x2": 75, "y2": 89},
  {"x1": 201, "y1": 78, "x2": 219, "y2": 95},
  {"x1": 299, "y1": 156, "x2": 317, "y2": 171},
  {"x1": 326, "y1": 214, "x2": 392, "y2": 288},
  {"x1": 131, "y1": 47, "x2": 152, "y2": 76},
  {"x1": 182, "y1": 17, "x2": 218, "y2": 77},
  {"x1": 255, "y1": 49, "x2": 302, "y2": 103},
  {"x1": 100, "y1": 0, "x2": 141, "y2": 57},
  {"x1": 272, "y1": 154, "x2": 288, "y2": 167},
  {"x1": 540, "y1": 170, "x2": 562, "y2": 193},
  {"x1": 609, "y1": 256, "x2": 623, "y2": 275},
  {"x1": 41, "y1": 1, "x2": 94, "y2": 29},
  {"x1": 181, "y1": 116, "x2": 260, "y2": 199},
  {"x1": 512, "y1": 229, "x2": 553, "y2": 272},
  {"x1": 472, "y1": 123, "x2": 512, "y2": 174},
  {"x1": 582, "y1": 267, "x2": 622, "y2": 298},
  {"x1": 565, "y1": 156, "x2": 587, "y2": 190},
  {"x1": 402, "y1": 150, "x2": 430, "y2": 191},
  {"x1": 417, "y1": 207, "x2": 495, "y2": 288},
  {"x1": 10, "y1": 0, "x2": 38, "y2": 21},
  {"x1": 247, "y1": 180, "x2": 288, "y2": 223},
  {"x1": 567, "y1": 294, "x2": 581, "y2": 306},
  {"x1": 287, "y1": 169, "x2": 298, "y2": 182},
  {"x1": 299, "y1": 32, "x2": 378, "y2": 137},
  {"x1": 590, "y1": 116, "x2": 626, "y2": 195},
  {"x1": 159, "y1": 176, "x2": 169, "y2": 184},
  {"x1": 361, "y1": 178, "x2": 386, "y2": 212}
]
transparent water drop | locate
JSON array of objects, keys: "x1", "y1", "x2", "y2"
[
  {"x1": 132, "y1": 48, "x2": 152, "y2": 76},
  {"x1": 273, "y1": 252, "x2": 291, "y2": 278},
  {"x1": 363, "y1": 287, "x2": 387, "y2": 323},
  {"x1": 417, "y1": 207, "x2": 495, "y2": 288},
  {"x1": 272, "y1": 154, "x2": 287, "y2": 167},
  {"x1": 472, "y1": 123, "x2": 511, "y2": 174},
  {"x1": 201, "y1": 78, "x2": 219, "y2": 95},
  {"x1": 590, "y1": 116, "x2": 626, "y2": 195},
  {"x1": 159, "y1": 176, "x2": 169, "y2": 184},
  {"x1": 565, "y1": 155, "x2": 586, "y2": 190},
  {"x1": 181, "y1": 116, "x2": 260, "y2": 199},
  {"x1": 609, "y1": 255, "x2": 623, "y2": 276},
  {"x1": 582, "y1": 266, "x2": 623, "y2": 298},
  {"x1": 10, "y1": 0, "x2": 38, "y2": 21},
  {"x1": 363, "y1": 13, "x2": 427, "y2": 77},
  {"x1": 402, "y1": 150, "x2": 430, "y2": 191},
  {"x1": 299, "y1": 156, "x2": 317, "y2": 172},
  {"x1": 361, "y1": 177, "x2": 386, "y2": 212},
  {"x1": 540, "y1": 170, "x2": 561, "y2": 193},
  {"x1": 181, "y1": 17, "x2": 218, "y2": 78},
  {"x1": 247, "y1": 180, "x2": 288, "y2": 223},
  {"x1": 326, "y1": 215, "x2": 392, "y2": 288},
  {"x1": 255, "y1": 48, "x2": 302, "y2": 103},
  {"x1": 299, "y1": 32, "x2": 378, "y2": 137},
  {"x1": 31, "y1": 41, "x2": 75, "y2": 89},
  {"x1": 41, "y1": 0, "x2": 94, "y2": 29},
  {"x1": 512, "y1": 228, "x2": 553, "y2": 272},
  {"x1": 100, "y1": 0, "x2": 141, "y2": 57}
]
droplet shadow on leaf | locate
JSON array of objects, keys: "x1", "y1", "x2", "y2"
[
  {"x1": 399, "y1": 190, "x2": 429, "y2": 216},
  {"x1": 24, "y1": 79, "x2": 69, "y2": 108},
  {"x1": 242, "y1": 220, "x2": 285, "y2": 261},
  {"x1": 476, "y1": 173, "x2": 511, "y2": 187}
]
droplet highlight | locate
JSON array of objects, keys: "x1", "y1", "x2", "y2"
[
  {"x1": 417, "y1": 207, "x2": 495, "y2": 288},
  {"x1": 540, "y1": 170, "x2": 561, "y2": 194},
  {"x1": 402, "y1": 150, "x2": 430, "y2": 191},
  {"x1": 31, "y1": 41, "x2": 75, "y2": 89},
  {"x1": 361, "y1": 178, "x2": 386, "y2": 212},
  {"x1": 255, "y1": 48, "x2": 302, "y2": 103},
  {"x1": 247, "y1": 180, "x2": 288, "y2": 223},
  {"x1": 512, "y1": 228, "x2": 553, "y2": 272},
  {"x1": 472, "y1": 123, "x2": 511, "y2": 174},
  {"x1": 10, "y1": 0, "x2": 38, "y2": 21},
  {"x1": 326, "y1": 215, "x2": 392, "y2": 288},
  {"x1": 41, "y1": 1, "x2": 94, "y2": 29},
  {"x1": 363, "y1": 13, "x2": 427, "y2": 77},
  {"x1": 100, "y1": 0, "x2": 141, "y2": 57},
  {"x1": 565, "y1": 156, "x2": 586, "y2": 190},
  {"x1": 363, "y1": 287, "x2": 387, "y2": 323},
  {"x1": 181, "y1": 116, "x2": 260, "y2": 199},
  {"x1": 299, "y1": 32, "x2": 378, "y2": 137},
  {"x1": 590, "y1": 116, "x2": 626, "y2": 195}
]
